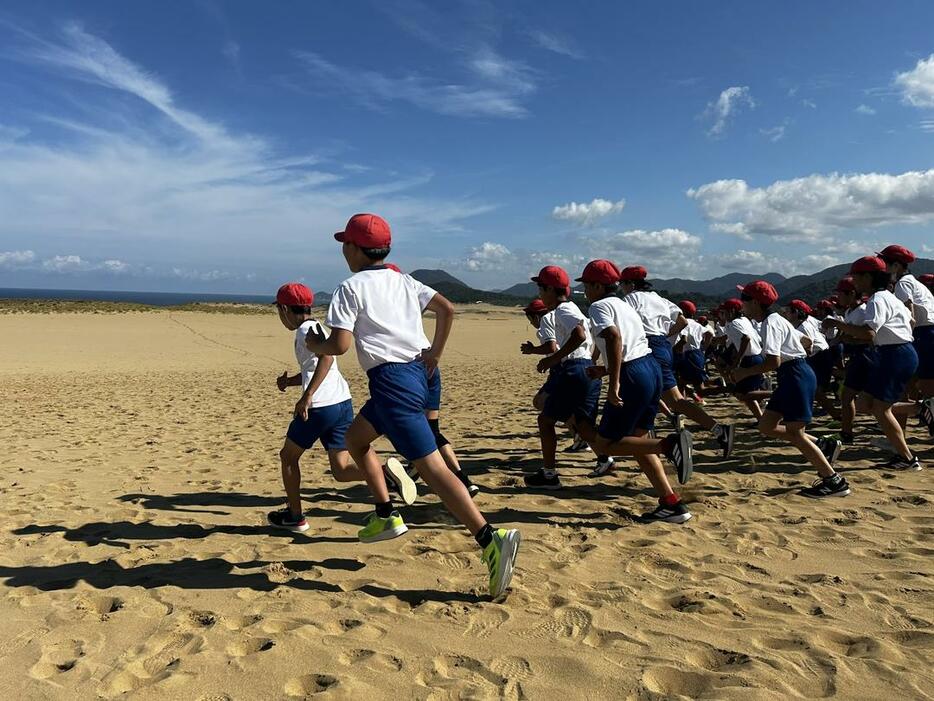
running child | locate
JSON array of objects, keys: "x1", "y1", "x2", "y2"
[
  {"x1": 719, "y1": 298, "x2": 767, "y2": 420},
  {"x1": 785, "y1": 299, "x2": 838, "y2": 419},
  {"x1": 730, "y1": 281, "x2": 847, "y2": 498},
  {"x1": 305, "y1": 213, "x2": 519, "y2": 600},
  {"x1": 828, "y1": 277, "x2": 875, "y2": 446},
  {"x1": 523, "y1": 266, "x2": 605, "y2": 489},
  {"x1": 269, "y1": 282, "x2": 413, "y2": 532},
  {"x1": 823, "y1": 256, "x2": 923, "y2": 470},
  {"x1": 619, "y1": 266, "x2": 735, "y2": 457},
  {"x1": 672, "y1": 300, "x2": 715, "y2": 398},
  {"x1": 575, "y1": 259, "x2": 694, "y2": 522}
]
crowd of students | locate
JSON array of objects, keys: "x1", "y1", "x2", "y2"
[{"x1": 267, "y1": 213, "x2": 934, "y2": 601}]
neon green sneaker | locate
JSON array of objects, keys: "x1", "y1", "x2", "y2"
[
  {"x1": 358, "y1": 511, "x2": 408, "y2": 543},
  {"x1": 481, "y1": 528, "x2": 521, "y2": 601}
]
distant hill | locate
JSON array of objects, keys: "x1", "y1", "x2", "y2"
[
  {"x1": 429, "y1": 281, "x2": 528, "y2": 306},
  {"x1": 655, "y1": 272, "x2": 786, "y2": 297},
  {"x1": 501, "y1": 281, "x2": 539, "y2": 298},
  {"x1": 410, "y1": 269, "x2": 469, "y2": 288}
]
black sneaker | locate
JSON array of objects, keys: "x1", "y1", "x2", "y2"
[
  {"x1": 267, "y1": 508, "x2": 310, "y2": 533},
  {"x1": 714, "y1": 423, "x2": 735, "y2": 458},
  {"x1": 524, "y1": 469, "x2": 562, "y2": 490},
  {"x1": 405, "y1": 462, "x2": 420, "y2": 481},
  {"x1": 564, "y1": 436, "x2": 591, "y2": 453},
  {"x1": 456, "y1": 471, "x2": 480, "y2": 497},
  {"x1": 639, "y1": 501, "x2": 692, "y2": 524},
  {"x1": 817, "y1": 436, "x2": 842, "y2": 466},
  {"x1": 664, "y1": 429, "x2": 694, "y2": 485},
  {"x1": 920, "y1": 398, "x2": 934, "y2": 437},
  {"x1": 800, "y1": 474, "x2": 851, "y2": 499},
  {"x1": 883, "y1": 454, "x2": 923, "y2": 472},
  {"x1": 840, "y1": 431, "x2": 854, "y2": 446}
]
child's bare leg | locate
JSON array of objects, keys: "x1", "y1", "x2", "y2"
[
  {"x1": 841, "y1": 388, "x2": 857, "y2": 434},
  {"x1": 426, "y1": 409, "x2": 462, "y2": 473},
  {"x1": 279, "y1": 439, "x2": 306, "y2": 515},
  {"x1": 414, "y1": 451, "x2": 485, "y2": 534},
  {"x1": 872, "y1": 400, "x2": 912, "y2": 459},
  {"x1": 666, "y1": 386, "x2": 716, "y2": 430},
  {"x1": 538, "y1": 413, "x2": 558, "y2": 471},
  {"x1": 740, "y1": 396, "x2": 763, "y2": 419},
  {"x1": 635, "y1": 453, "x2": 675, "y2": 498},
  {"x1": 326, "y1": 449, "x2": 366, "y2": 482},
  {"x1": 532, "y1": 392, "x2": 547, "y2": 412},
  {"x1": 345, "y1": 415, "x2": 390, "y2": 504},
  {"x1": 759, "y1": 412, "x2": 834, "y2": 477}
]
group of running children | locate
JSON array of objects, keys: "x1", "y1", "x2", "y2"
[{"x1": 267, "y1": 213, "x2": 934, "y2": 601}]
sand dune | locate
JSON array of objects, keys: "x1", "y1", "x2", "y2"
[{"x1": 1, "y1": 308, "x2": 931, "y2": 699}]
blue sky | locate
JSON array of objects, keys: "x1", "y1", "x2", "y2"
[{"x1": 1, "y1": 0, "x2": 934, "y2": 294}]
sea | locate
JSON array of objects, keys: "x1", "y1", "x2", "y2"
[{"x1": 0, "y1": 287, "x2": 274, "y2": 306}]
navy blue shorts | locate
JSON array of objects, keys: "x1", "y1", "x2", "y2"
[
  {"x1": 867, "y1": 343, "x2": 919, "y2": 404},
  {"x1": 360, "y1": 361, "x2": 437, "y2": 461},
  {"x1": 914, "y1": 325, "x2": 934, "y2": 380},
  {"x1": 538, "y1": 367, "x2": 558, "y2": 396},
  {"x1": 766, "y1": 358, "x2": 817, "y2": 424},
  {"x1": 807, "y1": 349, "x2": 834, "y2": 389},
  {"x1": 677, "y1": 348, "x2": 708, "y2": 386},
  {"x1": 426, "y1": 368, "x2": 442, "y2": 411},
  {"x1": 598, "y1": 355, "x2": 661, "y2": 441},
  {"x1": 843, "y1": 344, "x2": 878, "y2": 393},
  {"x1": 542, "y1": 359, "x2": 601, "y2": 424},
  {"x1": 647, "y1": 335, "x2": 677, "y2": 391},
  {"x1": 734, "y1": 354, "x2": 765, "y2": 394},
  {"x1": 286, "y1": 399, "x2": 354, "y2": 451}
]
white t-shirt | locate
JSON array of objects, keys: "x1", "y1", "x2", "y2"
[
  {"x1": 326, "y1": 268, "x2": 436, "y2": 372},
  {"x1": 553, "y1": 301, "x2": 593, "y2": 361},
  {"x1": 622, "y1": 290, "x2": 682, "y2": 336},
  {"x1": 588, "y1": 296, "x2": 652, "y2": 364},
  {"x1": 725, "y1": 317, "x2": 762, "y2": 356},
  {"x1": 864, "y1": 290, "x2": 915, "y2": 345},
  {"x1": 760, "y1": 312, "x2": 808, "y2": 361},
  {"x1": 537, "y1": 310, "x2": 557, "y2": 345},
  {"x1": 797, "y1": 316, "x2": 829, "y2": 356},
  {"x1": 682, "y1": 318, "x2": 711, "y2": 351},
  {"x1": 894, "y1": 273, "x2": 934, "y2": 327},
  {"x1": 844, "y1": 304, "x2": 867, "y2": 325},
  {"x1": 294, "y1": 320, "x2": 352, "y2": 407}
]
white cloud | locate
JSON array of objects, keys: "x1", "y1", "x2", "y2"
[
  {"x1": 855, "y1": 104, "x2": 876, "y2": 115},
  {"x1": 920, "y1": 119, "x2": 934, "y2": 133},
  {"x1": 552, "y1": 197, "x2": 626, "y2": 225},
  {"x1": 573, "y1": 228, "x2": 703, "y2": 277},
  {"x1": 42, "y1": 254, "x2": 86, "y2": 272},
  {"x1": 294, "y1": 47, "x2": 535, "y2": 119},
  {"x1": 687, "y1": 169, "x2": 934, "y2": 240},
  {"x1": 464, "y1": 242, "x2": 513, "y2": 271},
  {"x1": 101, "y1": 259, "x2": 129, "y2": 273},
  {"x1": 895, "y1": 54, "x2": 934, "y2": 108},
  {"x1": 703, "y1": 86, "x2": 755, "y2": 137},
  {"x1": 801, "y1": 99, "x2": 817, "y2": 109},
  {"x1": 0, "y1": 250, "x2": 36, "y2": 267},
  {"x1": 527, "y1": 30, "x2": 583, "y2": 59},
  {"x1": 759, "y1": 124, "x2": 787, "y2": 142}
]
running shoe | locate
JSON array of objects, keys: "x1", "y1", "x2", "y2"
[
  {"x1": 639, "y1": 501, "x2": 692, "y2": 524},
  {"x1": 714, "y1": 423, "x2": 735, "y2": 459},
  {"x1": 664, "y1": 429, "x2": 694, "y2": 485},
  {"x1": 482, "y1": 528, "x2": 521, "y2": 601},
  {"x1": 588, "y1": 456, "x2": 615, "y2": 478},
  {"x1": 800, "y1": 474, "x2": 851, "y2": 498},
  {"x1": 457, "y1": 471, "x2": 481, "y2": 497},
  {"x1": 670, "y1": 413, "x2": 683, "y2": 431},
  {"x1": 358, "y1": 511, "x2": 408, "y2": 543},
  {"x1": 266, "y1": 508, "x2": 310, "y2": 533},
  {"x1": 920, "y1": 398, "x2": 934, "y2": 436},
  {"x1": 882, "y1": 454, "x2": 923, "y2": 472},
  {"x1": 383, "y1": 457, "x2": 417, "y2": 506},
  {"x1": 523, "y1": 469, "x2": 562, "y2": 490},
  {"x1": 564, "y1": 436, "x2": 592, "y2": 453},
  {"x1": 817, "y1": 436, "x2": 842, "y2": 466}
]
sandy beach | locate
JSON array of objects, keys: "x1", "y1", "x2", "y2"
[{"x1": 0, "y1": 306, "x2": 931, "y2": 700}]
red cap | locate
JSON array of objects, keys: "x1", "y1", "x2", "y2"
[
  {"x1": 697, "y1": 315, "x2": 708, "y2": 325},
  {"x1": 524, "y1": 299, "x2": 548, "y2": 314},
  {"x1": 740, "y1": 280, "x2": 779, "y2": 306},
  {"x1": 721, "y1": 298, "x2": 743, "y2": 312},
  {"x1": 334, "y1": 213, "x2": 392, "y2": 247},
  {"x1": 576, "y1": 259, "x2": 621, "y2": 284},
  {"x1": 919, "y1": 273, "x2": 934, "y2": 286},
  {"x1": 818, "y1": 299, "x2": 834, "y2": 310},
  {"x1": 619, "y1": 265, "x2": 647, "y2": 281},
  {"x1": 385, "y1": 263, "x2": 402, "y2": 272},
  {"x1": 788, "y1": 299, "x2": 812, "y2": 316},
  {"x1": 877, "y1": 244, "x2": 915, "y2": 265},
  {"x1": 835, "y1": 276, "x2": 856, "y2": 293},
  {"x1": 678, "y1": 300, "x2": 697, "y2": 316},
  {"x1": 276, "y1": 282, "x2": 314, "y2": 306},
  {"x1": 849, "y1": 256, "x2": 887, "y2": 274},
  {"x1": 531, "y1": 265, "x2": 570, "y2": 289}
]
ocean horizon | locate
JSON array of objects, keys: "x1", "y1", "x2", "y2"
[{"x1": 0, "y1": 287, "x2": 274, "y2": 307}]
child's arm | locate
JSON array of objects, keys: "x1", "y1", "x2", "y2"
[
  {"x1": 537, "y1": 325, "x2": 585, "y2": 373},
  {"x1": 521, "y1": 340, "x2": 558, "y2": 355},
  {"x1": 733, "y1": 353, "x2": 780, "y2": 380},
  {"x1": 420, "y1": 293, "x2": 454, "y2": 375},
  {"x1": 294, "y1": 355, "x2": 335, "y2": 420},
  {"x1": 277, "y1": 370, "x2": 302, "y2": 392},
  {"x1": 729, "y1": 336, "x2": 751, "y2": 371},
  {"x1": 305, "y1": 327, "x2": 353, "y2": 356},
  {"x1": 600, "y1": 327, "x2": 623, "y2": 405}
]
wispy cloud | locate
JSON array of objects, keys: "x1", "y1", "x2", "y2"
[
  {"x1": 759, "y1": 120, "x2": 789, "y2": 142},
  {"x1": 552, "y1": 197, "x2": 626, "y2": 225},
  {"x1": 702, "y1": 86, "x2": 755, "y2": 138},
  {"x1": 855, "y1": 104, "x2": 876, "y2": 115},
  {"x1": 527, "y1": 29, "x2": 583, "y2": 59}
]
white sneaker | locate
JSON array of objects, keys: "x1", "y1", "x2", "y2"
[
  {"x1": 383, "y1": 458, "x2": 417, "y2": 505},
  {"x1": 565, "y1": 436, "x2": 592, "y2": 453},
  {"x1": 588, "y1": 456, "x2": 615, "y2": 478}
]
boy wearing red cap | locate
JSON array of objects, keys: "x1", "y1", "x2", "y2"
[
  {"x1": 619, "y1": 266, "x2": 735, "y2": 458},
  {"x1": 576, "y1": 259, "x2": 694, "y2": 522},
  {"x1": 524, "y1": 265, "x2": 603, "y2": 489},
  {"x1": 718, "y1": 298, "x2": 767, "y2": 420},
  {"x1": 784, "y1": 299, "x2": 838, "y2": 419},
  {"x1": 824, "y1": 257, "x2": 923, "y2": 470},
  {"x1": 878, "y1": 244, "x2": 934, "y2": 432},
  {"x1": 306, "y1": 213, "x2": 520, "y2": 600},
  {"x1": 270, "y1": 282, "x2": 381, "y2": 532},
  {"x1": 829, "y1": 276, "x2": 875, "y2": 445},
  {"x1": 672, "y1": 300, "x2": 714, "y2": 396},
  {"x1": 731, "y1": 281, "x2": 848, "y2": 498}
]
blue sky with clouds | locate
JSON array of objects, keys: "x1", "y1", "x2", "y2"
[{"x1": 2, "y1": 0, "x2": 934, "y2": 294}]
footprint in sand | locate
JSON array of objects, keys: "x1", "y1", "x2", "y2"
[
  {"x1": 29, "y1": 638, "x2": 86, "y2": 680},
  {"x1": 464, "y1": 605, "x2": 510, "y2": 638},
  {"x1": 102, "y1": 630, "x2": 202, "y2": 697},
  {"x1": 284, "y1": 674, "x2": 339, "y2": 696},
  {"x1": 416, "y1": 654, "x2": 511, "y2": 697},
  {"x1": 226, "y1": 637, "x2": 275, "y2": 656},
  {"x1": 338, "y1": 648, "x2": 403, "y2": 671}
]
